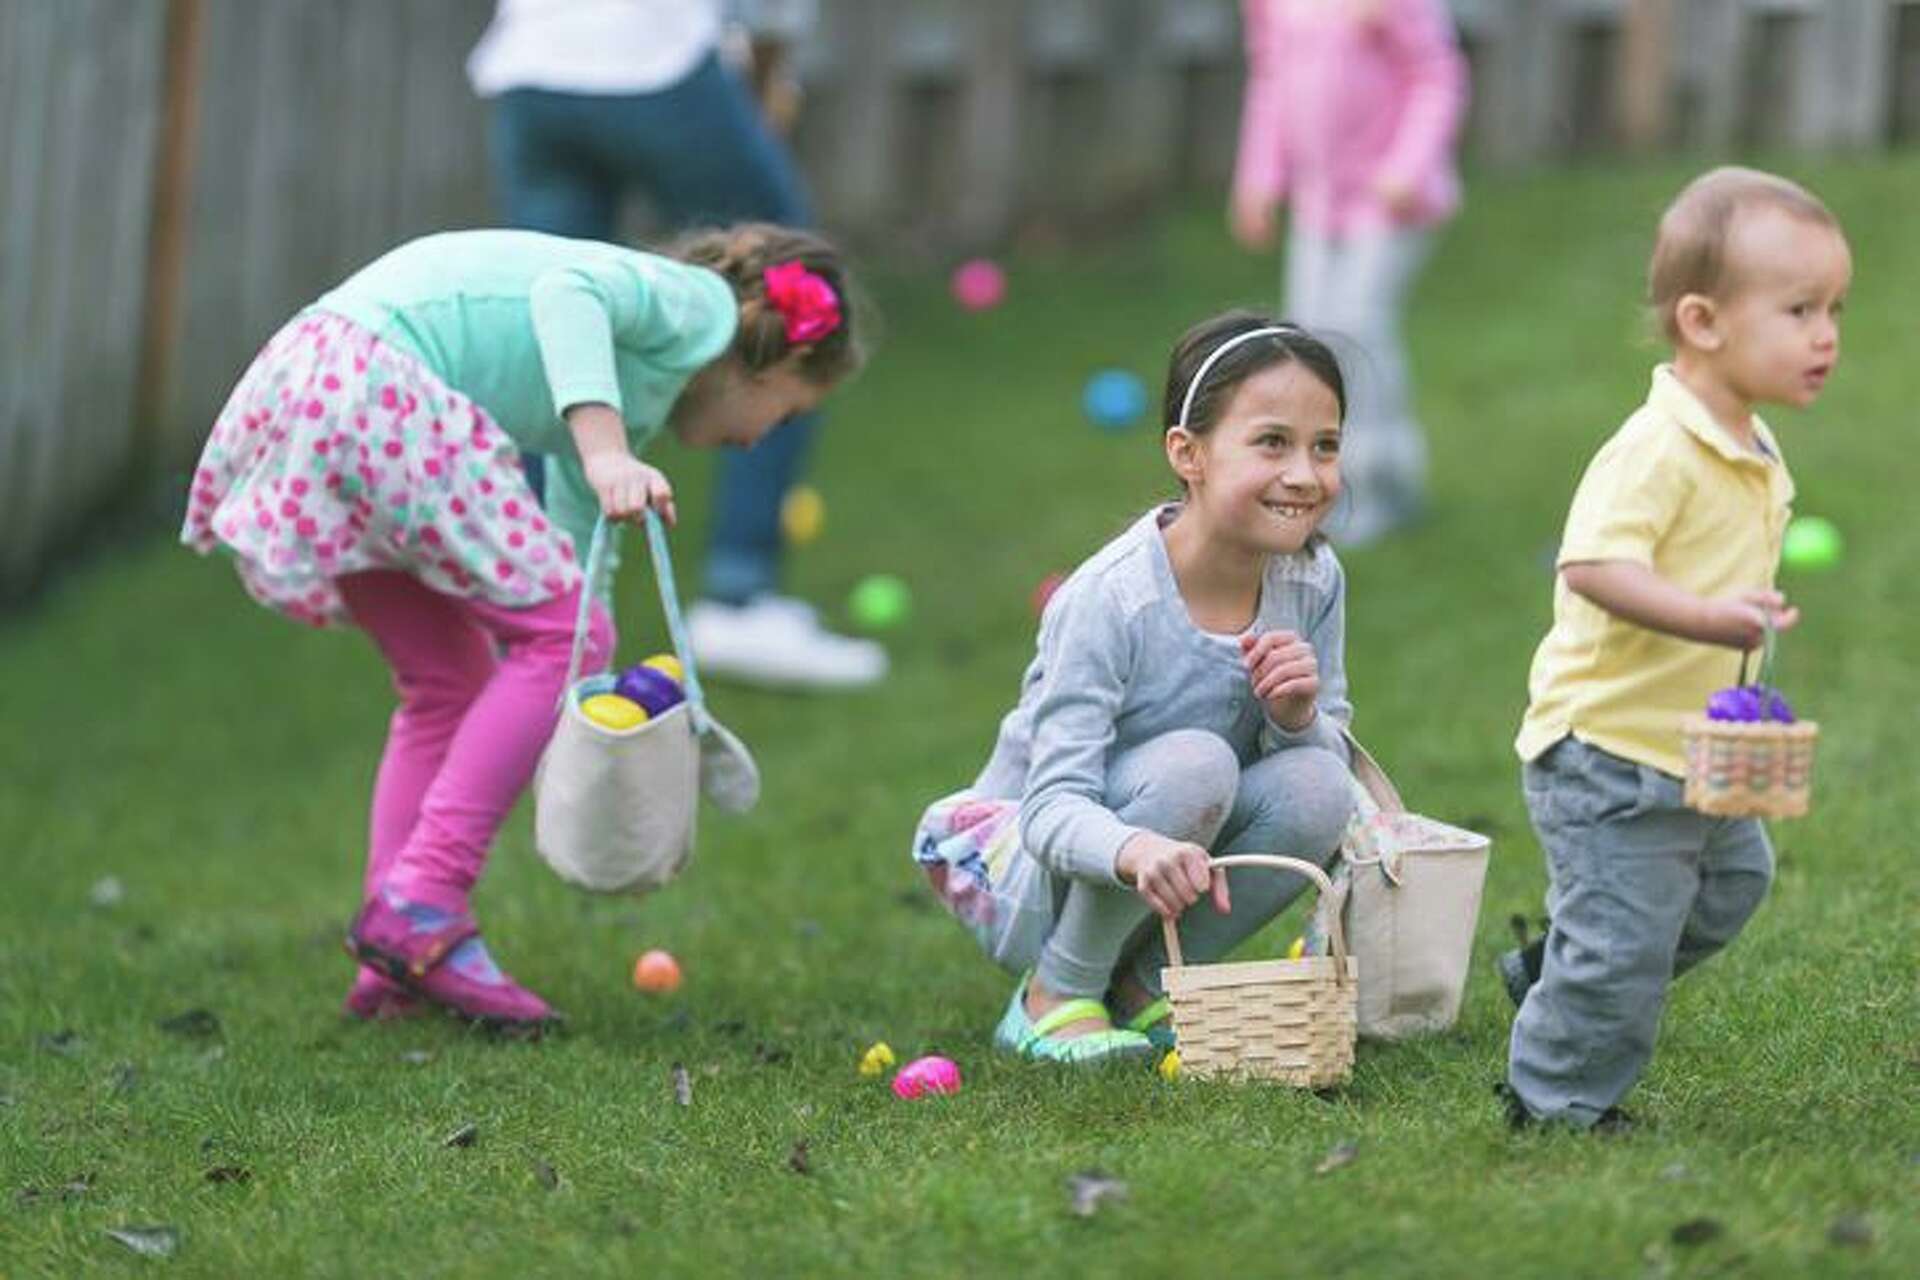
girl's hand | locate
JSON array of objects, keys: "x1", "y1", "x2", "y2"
[
  {"x1": 1229, "y1": 192, "x2": 1277, "y2": 251},
  {"x1": 1116, "y1": 832, "x2": 1231, "y2": 920},
  {"x1": 1373, "y1": 174, "x2": 1420, "y2": 221},
  {"x1": 1241, "y1": 630, "x2": 1319, "y2": 731},
  {"x1": 1700, "y1": 589, "x2": 1799, "y2": 650},
  {"x1": 583, "y1": 451, "x2": 676, "y2": 526}
]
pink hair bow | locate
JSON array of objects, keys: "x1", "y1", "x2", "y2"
[{"x1": 763, "y1": 262, "x2": 841, "y2": 344}]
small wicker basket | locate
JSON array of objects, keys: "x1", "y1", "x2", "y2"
[
  {"x1": 1160, "y1": 855, "x2": 1356, "y2": 1088},
  {"x1": 1680, "y1": 621, "x2": 1818, "y2": 819},
  {"x1": 1681, "y1": 718, "x2": 1818, "y2": 817}
]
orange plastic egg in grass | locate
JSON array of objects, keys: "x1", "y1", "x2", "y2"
[{"x1": 632, "y1": 949, "x2": 682, "y2": 993}]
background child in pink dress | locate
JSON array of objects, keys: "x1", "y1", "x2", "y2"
[{"x1": 1231, "y1": 0, "x2": 1468, "y2": 544}]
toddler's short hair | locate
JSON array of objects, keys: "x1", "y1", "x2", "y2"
[{"x1": 1648, "y1": 166, "x2": 1839, "y2": 344}]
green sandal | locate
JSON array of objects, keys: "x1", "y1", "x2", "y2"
[
  {"x1": 993, "y1": 976, "x2": 1155, "y2": 1066},
  {"x1": 1119, "y1": 997, "x2": 1175, "y2": 1052}
]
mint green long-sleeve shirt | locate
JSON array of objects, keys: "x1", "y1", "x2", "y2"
[{"x1": 316, "y1": 230, "x2": 738, "y2": 584}]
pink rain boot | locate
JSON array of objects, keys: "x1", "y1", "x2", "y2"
[
  {"x1": 346, "y1": 890, "x2": 558, "y2": 1033},
  {"x1": 341, "y1": 966, "x2": 425, "y2": 1022}
]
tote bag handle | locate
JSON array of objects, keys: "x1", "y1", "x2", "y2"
[{"x1": 561, "y1": 511, "x2": 712, "y2": 736}]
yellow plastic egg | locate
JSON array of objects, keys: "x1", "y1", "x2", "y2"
[
  {"x1": 581, "y1": 693, "x2": 648, "y2": 731},
  {"x1": 1158, "y1": 1049, "x2": 1181, "y2": 1082},
  {"x1": 780, "y1": 485, "x2": 825, "y2": 546},
  {"x1": 642, "y1": 653, "x2": 684, "y2": 684},
  {"x1": 858, "y1": 1041, "x2": 897, "y2": 1078},
  {"x1": 1286, "y1": 936, "x2": 1306, "y2": 961}
]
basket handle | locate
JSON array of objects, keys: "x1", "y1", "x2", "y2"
[
  {"x1": 1736, "y1": 613, "x2": 1779, "y2": 692},
  {"x1": 1341, "y1": 729, "x2": 1403, "y2": 815},
  {"x1": 560, "y1": 511, "x2": 712, "y2": 735},
  {"x1": 1160, "y1": 854, "x2": 1348, "y2": 986}
]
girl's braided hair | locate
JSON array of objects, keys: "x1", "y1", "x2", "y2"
[{"x1": 668, "y1": 223, "x2": 864, "y2": 386}]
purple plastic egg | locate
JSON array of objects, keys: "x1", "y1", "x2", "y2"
[
  {"x1": 1705, "y1": 685, "x2": 1796, "y2": 724},
  {"x1": 1705, "y1": 687, "x2": 1760, "y2": 722},
  {"x1": 613, "y1": 664, "x2": 685, "y2": 716}
]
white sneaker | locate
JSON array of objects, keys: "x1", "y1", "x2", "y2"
[{"x1": 686, "y1": 595, "x2": 888, "y2": 690}]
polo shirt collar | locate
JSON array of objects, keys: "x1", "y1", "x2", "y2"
[{"x1": 1648, "y1": 365, "x2": 1784, "y2": 469}]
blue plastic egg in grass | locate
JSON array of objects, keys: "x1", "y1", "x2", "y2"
[{"x1": 1082, "y1": 369, "x2": 1148, "y2": 432}]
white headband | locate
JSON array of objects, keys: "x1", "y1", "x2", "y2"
[{"x1": 1173, "y1": 325, "x2": 1298, "y2": 431}]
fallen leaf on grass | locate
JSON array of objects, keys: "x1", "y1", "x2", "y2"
[
  {"x1": 753, "y1": 1043, "x2": 791, "y2": 1066},
  {"x1": 110, "y1": 1062, "x2": 141, "y2": 1094},
  {"x1": 787, "y1": 1140, "x2": 811, "y2": 1175},
  {"x1": 37, "y1": 1029, "x2": 83, "y2": 1057},
  {"x1": 157, "y1": 1009, "x2": 222, "y2": 1039},
  {"x1": 1670, "y1": 1217, "x2": 1724, "y2": 1247},
  {"x1": 671, "y1": 1063, "x2": 692, "y2": 1107},
  {"x1": 1066, "y1": 1170, "x2": 1129, "y2": 1218},
  {"x1": 16, "y1": 1175, "x2": 93, "y2": 1207},
  {"x1": 203, "y1": 1165, "x2": 251, "y2": 1185},
  {"x1": 1827, "y1": 1214, "x2": 1873, "y2": 1248},
  {"x1": 399, "y1": 1050, "x2": 435, "y2": 1066},
  {"x1": 1314, "y1": 1140, "x2": 1359, "y2": 1175},
  {"x1": 105, "y1": 1225, "x2": 179, "y2": 1258},
  {"x1": 532, "y1": 1160, "x2": 559, "y2": 1191},
  {"x1": 443, "y1": 1123, "x2": 478, "y2": 1149}
]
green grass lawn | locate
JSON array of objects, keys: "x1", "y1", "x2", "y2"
[{"x1": 5, "y1": 155, "x2": 1917, "y2": 1278}]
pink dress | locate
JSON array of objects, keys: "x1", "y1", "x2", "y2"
[
  {"x1": 181, "y1": 312, "x2": 578, "y2": 628},
  {"x1": 1233, "y1": 0, "x2": 1469, "y2": 238}
]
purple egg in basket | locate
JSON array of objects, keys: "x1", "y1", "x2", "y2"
[
  {"x1": 613, "y1": 664, "x2": 685, "y2": 716},
  {"x1": 1704, "y1": 685, "x2": 1795, "y2": 724}
]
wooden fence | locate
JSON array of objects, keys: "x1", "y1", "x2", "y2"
[{"x1": 2, "y1": 0, "x2": 1917, "y2": 600}]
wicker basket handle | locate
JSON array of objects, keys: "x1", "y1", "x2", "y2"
[
  {"x1": 1737, "y1": 612, "x2": 1779, "y2": 691},
  {"x1": 1160, "y1": 855, "x2": 1348, "y2": 985}
]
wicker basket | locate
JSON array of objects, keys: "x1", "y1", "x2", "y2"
[
  {"x1": 1160, "y1": 855, "x2": 1356, "y2": 1087},
  {"x1": 1680, "y1": 620, "x2": 1818, "y2": 819},
  {"x1": 1681, "y1": 716, "x2": 1819, "y2": 817}
]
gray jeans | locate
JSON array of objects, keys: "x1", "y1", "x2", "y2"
[
  {"x1": 997, "y1": 729, "x2": 1352, "y2": 1000},
  {"x1": 1508, "y1": 738, "x2": 1774, "y2": 1126}
]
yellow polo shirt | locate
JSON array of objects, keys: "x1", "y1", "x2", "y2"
[{"x1": 1516, "y1": 366, "x2": 1795, "y2": 777}]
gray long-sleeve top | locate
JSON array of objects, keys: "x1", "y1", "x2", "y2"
[{"x1": 972, "y1": 504, "x2": 1353, "y2": 886}]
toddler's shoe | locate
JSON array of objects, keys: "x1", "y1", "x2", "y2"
[
  {"x1": 1498, "y1": 914, "x2": 1548, "y2": 1008},
  {"x1": 341, "y1": 965, "x2": 424, "y2": 1021},
  {"x1": 346, "y1": 890, "x2": 558, "y2": 1033},
  {"x1": 1496, "y1": 1082, "x2": 1635, "y2": 1135},
  {"x1": 993, "y1": 975, "x2": 1155, "y2": 1067}
]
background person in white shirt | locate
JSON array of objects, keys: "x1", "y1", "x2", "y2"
[{"x1": 469, "y1": 0, "x2": 885, "y2": 689}]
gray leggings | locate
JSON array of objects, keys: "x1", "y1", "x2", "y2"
[{"x1": 1012, "y1": 729, "x2": 1353, "y2": 1000}]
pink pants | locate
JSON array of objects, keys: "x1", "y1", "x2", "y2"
[{"x1": 337, "y1": 570, "x2": 614, "y2": 912}]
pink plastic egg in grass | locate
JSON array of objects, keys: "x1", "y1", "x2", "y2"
[
  {"x1": 891, "y1": 1055, "x2": 962, "y2": 1099},
  {"x1": 950, "y1": 259, "x2": 1006, "y2": 312}
]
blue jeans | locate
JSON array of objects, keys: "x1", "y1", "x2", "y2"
[{"x1": 489, "y1": 52, "x2": 818, "y2": 603}]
